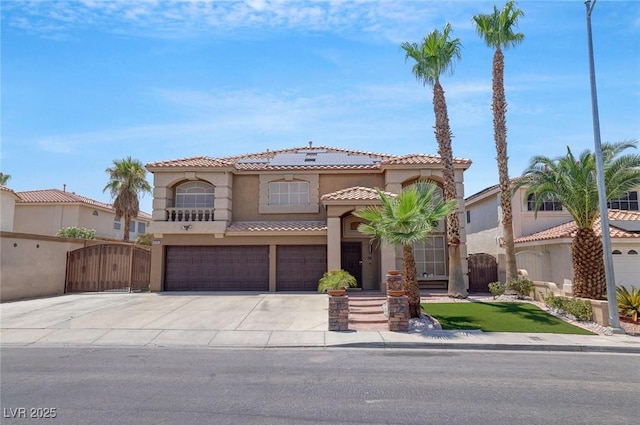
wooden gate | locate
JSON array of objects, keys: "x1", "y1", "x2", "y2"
[
  {"x1": 467, "y1": 253, "x2": 498, "y2": 292},
  {"x1": 65, "y1": 244, "x2": 151, "y2": 293}
]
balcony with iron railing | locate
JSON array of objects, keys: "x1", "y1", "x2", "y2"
[{"x1": 165, "y1": 208, "x2": 215, "y2": 222}]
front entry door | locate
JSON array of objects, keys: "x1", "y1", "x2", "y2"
[{"x1": 341, "y1": 242, "x2": 362, "y2": 288}]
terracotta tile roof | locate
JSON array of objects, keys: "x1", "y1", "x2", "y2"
[
  {"x1": 147, "y1": 145, "x2": 468, "y2": 172},
  {"x1": 0, "y1": 185, "x2": 19, "y2": 198},
  {"x1": 515, "y1": 209, "x2": 640, "y2": 243},
  {"x1": 321, "y1": 186, "x2": 395, "y2": 202},
  {"x1": 16, "y1": 189, "x2": 152, "y2": 221},
  {"x1": 17, "y1": 189, "x2": 113, "y2": 209},
  {"x1": 226, "y1": 221, "x2": 327, "y2": 233},
  {"x1": 145, "y1": 156, "x2": 233, "y2": 168},
  {"x1": 382, "y1": 153, "x2": 471, "y2": 166}
]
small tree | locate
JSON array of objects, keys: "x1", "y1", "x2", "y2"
[{"x1": 354, "y1": 182, "x2": 456, "y2": 318}]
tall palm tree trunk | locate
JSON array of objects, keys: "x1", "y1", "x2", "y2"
[
  {"x1": 123, "y1": 215, "x2": 131, "y2": 242},
  {"x1": 402, "y1": 244, "x2": 421, "y2": 318},
  {"x1": 433, "y1": 82, "x2": 466, "y2": 298},
  {"x1": 493, "y1": 48, "x2": 518, "y2": 281},
  {"x1": 572, "y1": 229, "x2": 606, "y2": 299}
]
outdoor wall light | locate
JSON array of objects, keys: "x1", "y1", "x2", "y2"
[{"x1": 181, "y1": 224, "x2": 192, "y2": 231}]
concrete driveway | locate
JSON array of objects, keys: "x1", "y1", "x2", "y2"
[{"x1": 0, "y1": 292, "x2": 330, "y2": 347}]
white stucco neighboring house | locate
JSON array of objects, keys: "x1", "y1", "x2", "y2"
[
  {"x1": 12, "y1": 188, "x2": 151, "y2": 240},
  {"x1": 465, "y1": 183, "x2": 640, "y2": 291},
  {"x1": 0, "y1": 186, "x2": 21, "y2": 232}
]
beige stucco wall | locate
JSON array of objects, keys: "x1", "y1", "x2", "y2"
[
  {"x1": 14, "y1": 204, "x2": 81, "y2": 236},
  {"x1": 14, "y1": 204, "x2": 149, "y2": 240},
  {"x1": 0, "y1": 232, "x2": 96, "y2": 302},
  {"x1": 511, "y1": 188, "x2": 574, "y2": 238},
  {"x1": 1, "y1": 190, "x2": 18, "y2": 231}
]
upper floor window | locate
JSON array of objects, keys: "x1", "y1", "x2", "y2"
[
  {"x1": 138, "y1": 222, "x2": 146, "y2": 234},
  {"x1": 113, "y1": 217, "x2": 121, "y2": 230},
  {"x1": 527, "y1": 194, "x2": 562, "y2": 212},
  {"x1": 268, "y1": 181, "x2": 309, "y2": 206},
  {"x1": 607, "y1": 191, "x2": 638, "y2": 211},
  {"x1": 175, "y1": 181, "x2": 214, "y2": 209}
]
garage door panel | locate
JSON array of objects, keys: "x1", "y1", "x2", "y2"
[
  {"x1": 276, "y1": 245, "x2": 327, "y2": 291},
  {"x1": 165, "y1": 246, "x2": 269, "y2": 291}
]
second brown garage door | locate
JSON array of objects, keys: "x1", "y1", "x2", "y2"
[
  {"x1": 276, "y1": 245, "x2": 327, "y2": 291},
  {"x1": 165, "y1": 246, "x2": 269, "y2": 291}
]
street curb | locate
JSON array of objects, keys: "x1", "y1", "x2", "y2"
[{"x1": 326, "y1": 341, "x2": 640, "y2": 354}]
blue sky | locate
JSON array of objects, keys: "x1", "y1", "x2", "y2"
[{"x1": 2, "y1": 0, "x2": 639, "y2": 215}]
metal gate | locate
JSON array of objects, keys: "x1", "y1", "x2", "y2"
[
  {"x1": 467, "y1": 253, "x2": 498, "y2": 292},
  {"x1": 65, "y1": 244, "x2": 151, "y2": 293}
]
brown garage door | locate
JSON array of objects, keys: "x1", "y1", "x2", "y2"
[
  {"x1": 276, "y1": 245, "x2": 327, "y2": 291},
  {"x1": 165, "y1": 246, "x2": 269, "y2": 291}
]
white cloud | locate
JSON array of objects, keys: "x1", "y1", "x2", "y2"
[{"x1": 2, "y1": 0, "x2": 495, "y2": 42}]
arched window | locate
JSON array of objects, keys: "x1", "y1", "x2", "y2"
[
  {"x1": 527, "y1": 194, "x2": 562, "y2": 211},
  {"x1": 612, "y1": 250, "x2": 622, "y2": 255},
  {"x1": 628, "y1": 250, "x2": 638, "y2": 255},
  {"x1": 175, "y1": 181, "x2": 214, "y2": 208}
]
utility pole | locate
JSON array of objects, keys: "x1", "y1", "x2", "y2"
[{"x1": 584, "y1": 0, "x2": 621, "y2": 331}]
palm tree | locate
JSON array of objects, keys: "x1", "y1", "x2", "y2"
[
  {"x1": 473, "y1": 1, "x2": 524, "y2": 282},
  {"x1": 353, "y1": 182, "x2": 457, "y2": 318},
  {"x1": 0, "y1": 172, "x2": 11, "y2": 186},
  {"x1": 103, "y1": 157, "x2": 151, "y2": 242},
  {"x1": 401, "y1": 23, "x2": 466, "y2": 298},
  {"x1": 517, "y1": 141, "x2": 640, "y2": 299}
]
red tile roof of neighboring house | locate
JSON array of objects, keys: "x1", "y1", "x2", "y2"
[
  {"x1": 226, "y1": 221, "x2": 327, "y2": 233},
  {"x1": 16, "y1": 189, "x2": 151, "y2": 220},
  {"x1": 321, "y1": 186, "x2": 395, "y2": 202},
  {"x1": 146, "y1": 145, "x2": 471, "y2": 171},
  {"x1": 0, "y1": 185, "x2": 19, "y2": 198},
  {"x1": 515, "y1": 209, "x2": 640, "y2": 243},
  {"x1": 17, "y1": 188, "x2": 113, "y2": 209}
]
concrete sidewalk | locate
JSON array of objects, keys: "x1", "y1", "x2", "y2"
[{"x1": 1, "y1": 293, "x2": 639, "y2": 353}]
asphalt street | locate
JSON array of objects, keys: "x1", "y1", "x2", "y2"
[{"x1": 1, "y1": 347, "x2": 638, "y2": 425}]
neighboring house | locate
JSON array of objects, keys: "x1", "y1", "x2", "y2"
[
  {"x1": 465, "y1": 183, "x2": 640, "y2": 289},
  {"x1": 145, "y1": 144, "x2": 471, "y2": 292},
  {"x1": 0, "y1": 186, "x2": 21, "y2": 232},
  {"x1": 13, "y1": 188, "x2": 151, "y2": 241}
]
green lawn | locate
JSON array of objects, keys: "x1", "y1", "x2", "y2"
[{"x1": 421, "y1": 302, "x2": 595, "y2": 335}]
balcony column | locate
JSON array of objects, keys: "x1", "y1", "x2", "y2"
[{"x1": 327, "y1": 216, "x2": 341, "y2": 271}]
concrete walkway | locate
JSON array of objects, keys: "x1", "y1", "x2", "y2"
[{"x1": 1, "y1": 292, "x2": 639, "y2": 353}]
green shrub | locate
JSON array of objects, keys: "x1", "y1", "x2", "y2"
[
  {"x1": 564, "y1": 298, "x2": 593, "y2": 321},
  {"x1": 56, "y1": 227, "x2": 96, "y2": 240},
  {"x1": 317, "y1": 269, "x2": 358, "y2": 293},
  {"x1": 136, "y1": 233, "x2": 153, "y2": 246},
  {"x1": 505, "y1": 277, "x2": 535, "y2": 300},
  {"x1": 616, "y1": 285, "x2": 640, "y2": 321},
  {"x1": 543, "y1": 292, "x2": 567, "y2": 310},
  {"x1": 488, "y1": 281, "x2": 505, "y2": 299}
]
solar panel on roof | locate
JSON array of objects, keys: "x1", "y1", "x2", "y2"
[
  {"x1": 609, "y1": 220, "x2": 640, "y2": 232},
  {"x1": 268, "y1": 153, "x2": 379, "y2": 166}
]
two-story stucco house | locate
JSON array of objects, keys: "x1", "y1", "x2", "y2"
[
  {"x1": 13, "y1": 188, "x2": 152, "y2": 241},
  {"x1": 465, "y1": 183, "x2": 640, "y2": 290},
  {"x1": 146, "y1": 144, "x2": 471, "y2": 292}
]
